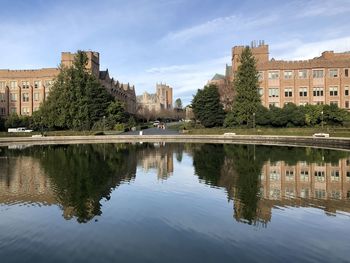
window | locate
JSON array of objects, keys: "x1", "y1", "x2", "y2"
[
  {"x1": 0, "y1": 93, "x2": 5, "y2": 102},
  {"x1": 10, "y1": 93, "x2": 17, "y2": 102},
  {"x1": 284, "y1": 88, "x2": 293, "y2": 97},
  {"x1": 34, "y1": 80, "x2": 41, "y2": 89},
  {"x1": 22, "y1": 93, "x2": 29, "y2": 102},
  {"x1": 314, "y1": 171, "x2": 325, "y2": 182},
  {"x1": 285, "y1": 170, "x2": 294, "y2": 181},
  {"x1": 270, "y1": 170, "x2": 280, "y2": 181},
  {"x1": 22, "y1": 107, "x2": 29, "y2": 115},
  {"x1": 0, "y1": 107, "x2": 5, "y2": 115},
  {"x1": 268, "y1": 71, "x2": 279, "y2": 79},
  {"x1": 284, "y1": 71, "x2": 293, "y2": 79},
  {"x1": 315, "y1": 189, "x2": 326, "y2": 199},
  {"x1": 300, "y1": 170, "x2": 309, "y2": 181},
  {"x1": 298, "y1": 70, "x2": 307, "y2": 79},
  {"x1": 269, "y1": 87, "x2": 279, "y2": 97},
  {"x1": 345, "y1": 69, "x2": 349, "y2": 77},
  {"x1": 330, "y1": 101, "x2": 338, "y2": 106},
  {"x1": 313, "y1": 70, "x2": 324, "y2": 78},
  {"x1": 22, "y1": 81, "x2": 29, "y2": 89},
  {"x1": 329, "y1": 69, "x2": 338, "y2": 78},
  {"x1": 33, "y1": 107, "x2": 39, "y2": 112},
  {"x1": 299, "y1": 87, "x2": 308, "y2": 97},
  {"x1": 331, "y1": 170, "x2": 340, "y2": 182},
  {"x1": 258, "y1": 71, "x2": 264, "y2": 81},
  {"x1": 346, "y1": 101, "x2": 349, "y2": 109},
  {"x1": 258, "y1": 88, "x2": 264, "y2": 96},
  {"x1": 10, "y1": 108, "x2": 16, "y2": 114},
  {"x1": 313, "y1": 87, "x2": 324, "y2": 96},
  {"x1": 34, "y1": 92, "x2": 40, "y2": 101},
  {"x1": 329, "y1": 86, "x2": 338, "y2": 96},
  {"x1": 10, "y1": 81, "x2": 17, "y2": 89},
  {"x1": 0, "y1": 81, "x2": 5, "y2": 89},
  {"x1": 299, "y1": 102, "x2": 308, "y2": 106},
  {"x1": 345, "y1": 86, "x2": 349, "y2": 96},
  {"x1": 300, "y1": 188, "x2": 309, "y2": 198},
  {"x1": 269, "y1": 102, "x2": 279, "y2": 107}
]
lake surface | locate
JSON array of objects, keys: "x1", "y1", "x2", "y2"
[{"x1": 0, "y1": 143, "x2": 350, "y2": 262}]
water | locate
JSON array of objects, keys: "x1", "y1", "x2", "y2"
[{"x1": 0, "y1": 143, "x2": 349, "y2": 263}]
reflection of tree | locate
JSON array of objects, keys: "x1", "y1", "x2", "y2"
[
  {"x1": 0, "y1": 144, "x2": 137, "y2": 223},
  {"x1": 193, "y1": 144, "x2": 225, "y2": 186},
  {"x1": 37, "y1": 144, "x2": 136, "y2": 223},
  {"x1": 224, "y1": 145, "x2": 265, "y2": 225}
]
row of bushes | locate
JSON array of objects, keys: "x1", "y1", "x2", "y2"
[
  {"x1": 0, "y1": 113, "x2": 140, "y2": 132},
  {"x1": 224, "y1": 103, "x2": 349, "y2": 128}
]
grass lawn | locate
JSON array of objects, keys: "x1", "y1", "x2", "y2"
[{"x1": 178, "y1": 127, "x2": 350, "y2": 137}]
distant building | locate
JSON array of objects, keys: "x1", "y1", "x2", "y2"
[
  {"x1": 137, "y1": 83, "x2": 173, "y2": 113},
  {"x1": 209, "y1": 41, "x2": 350, "y2": 110},
  {"x1": 0, "y1": 51, "x2": 137, "y2": 117}
]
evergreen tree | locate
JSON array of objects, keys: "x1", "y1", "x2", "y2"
[
  {"x1": 192, "y1": 84, "x2": 225, "y2": 127},
  {"x1": 174, "y1": 98, "x2": 183, "y2": 109},
  {"x1": 36, "y1": 51, "x2": 118, "y2": 130},
  {"x1": 225, "y1": 47, "x2": 260, "y2": 127}
]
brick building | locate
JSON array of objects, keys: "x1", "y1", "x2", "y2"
[
  {"x1": 0, "y1": 51, "x2": 136, "y2": 117},
  {"x1": 209, "y1": 42, "x2": 350, "y2": 110}
]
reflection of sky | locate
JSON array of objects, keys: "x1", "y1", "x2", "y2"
[{"x1": 1, "y1": 149, "x2": 350, "y2": 262}]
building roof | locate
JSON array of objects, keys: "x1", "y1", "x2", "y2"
[{"x1": 211, "y1": 73, "x2": 225, "y2": 80}]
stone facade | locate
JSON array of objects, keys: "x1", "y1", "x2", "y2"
[
  {"x1": 0, "y1": 51, "x2": 136, "y2": 117},
  {"x1": 210, "y1": 42, "x2": 350, "y2": 110},
  {"x1": 137, "y1": 83, "x2": 173, "y2": 113}
]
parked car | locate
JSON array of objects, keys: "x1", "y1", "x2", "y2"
[
  {"x1": 153, "y1": 121, "x2": 160, "y2": 127},
  {"x1": 8, "y1": 127, "x2": 33, "y2": 133}
]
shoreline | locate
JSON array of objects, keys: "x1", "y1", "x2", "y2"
[{"x1": 0, "y1": 134, "x2": 350, "y2": 151}]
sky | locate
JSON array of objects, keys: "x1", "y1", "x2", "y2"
[{"x1": 1, "y1": 0, "x2": 350, "y2": 105}]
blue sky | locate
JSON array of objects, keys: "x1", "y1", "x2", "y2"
[{"x1": 1, "y1": 0, "x2": 350, "y2": 105}]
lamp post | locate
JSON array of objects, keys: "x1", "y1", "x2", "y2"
[
  {"x1": 103, "y1": 115, "x2": 106, "y2": 134},
  {"x1": 253, "y1": 112, "x2": 256, "y2": 131}
]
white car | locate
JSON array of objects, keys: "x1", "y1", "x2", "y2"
[
  {"x1": 8, "y1": 127, "x2": 33, "y2": 133},
  {"x1": 153, "y1": 121, "x2": 160, "y2": 127}
]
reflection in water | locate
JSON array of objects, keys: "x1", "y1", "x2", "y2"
[
  {"x1": 137, "y1": 142, "x2": 176, "y2": 180},
  {"x1": 192, "y1": 144, "x2": 350, "y2": 226},
  {"x1": 0, "y1": 143, "x2": 349, "y2": 225}
]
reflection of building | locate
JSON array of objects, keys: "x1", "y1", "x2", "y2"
[
  {"x1": 138, "y1": 143, "x2": 174, "y2": 180},
  {"x1": 0, "y1": 51, "x2": 136, "y2": 116},
  {"x1": 210, "y1": 41, "x2": 350, "y2": 110},
  {"x1": 137, "y1": 83, "x2": 173, "y2": 113},
  {"x1": 0, "y1": 157, "x2": 56, "y2": 205},
  {"x1": 240, "y1": 159, "x2": 350, "y2": 225}
]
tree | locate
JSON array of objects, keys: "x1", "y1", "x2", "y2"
[
  {"x1": 35, "y1": 51, "x2": 119, "y2": 130},
  {"x1": 225, "y1": 47, "x2": 260, "y2": 127},
  {"x1": 192, "y1": 84, "x2": 225, "y2": 127},
  {"x1": 5, "y1": 113, "x2": 31, "y2": 129},
  {"x1": 174, "y1": 98, "x2": 183, "y2": 109}
]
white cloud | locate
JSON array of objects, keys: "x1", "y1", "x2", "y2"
[
  {"x1": 275, "y1": 36, "x2": 350, "y2": 60},
  {"x1": 161, "y1": 13, "x2": 279, "y2": 44}
]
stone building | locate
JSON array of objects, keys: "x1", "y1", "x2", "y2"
[
  {"x1": 209, "y1": 41, "x2": 350, "y2": 110},
  {"x1": 0, "y1": 51, "x2": 136, "y2": 117},
  {"x1": 137, "y1": 83, "x2": 173, "y2": 113}
]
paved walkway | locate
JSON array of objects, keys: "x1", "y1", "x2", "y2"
[{"x1": 122, "y1": 127, "x2": 181, "y2": 135}]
